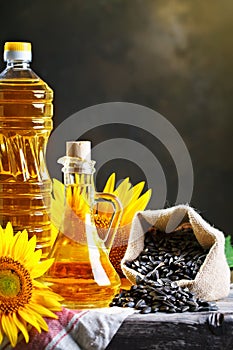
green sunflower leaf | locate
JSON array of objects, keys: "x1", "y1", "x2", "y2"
[{"x1": 225, "y1": 235, "x2": 233, "y2": 268}]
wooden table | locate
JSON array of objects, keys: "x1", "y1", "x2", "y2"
[{"x1": 106, "y1": 286, "x2": 233, "y2": 350}]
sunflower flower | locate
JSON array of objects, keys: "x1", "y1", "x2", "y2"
[
  {"x1": 96, "y1": 173, "x2": 152, "y2": 277},
  {"x1": 0, "y1": 223, "x2": 62, "y2": 348},
  {"x1": 50, "y1": 174, "x2": 152, "y2": 277},
  {"x1": 51, "y1": 174, "x2": 152, "y2": 231},
  {"x1": 99, "y1": 173, "x2": 152, "y2": 227}
]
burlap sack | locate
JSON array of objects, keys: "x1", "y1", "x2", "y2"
[
  {"x1": 121, "y1": 204, "x2": 230, "y2": 301},
  {"x1": 109, "y1": 224, "x2": 132, "y2": 277},
  {"x1": 97, "y1": 224, "x2": 132, "y2": 277}
]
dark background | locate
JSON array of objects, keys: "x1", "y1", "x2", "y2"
[{"x1": 0, "y1": 0, "x2": 232, "y2": 236}]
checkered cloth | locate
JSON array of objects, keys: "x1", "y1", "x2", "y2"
[{"x1": 1, "y1": 307, "x2": 133, "y2": 350}]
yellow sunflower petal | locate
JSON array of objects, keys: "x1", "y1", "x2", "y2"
[
  {"x1": 33, "y1": 314, "x2": 49, "y2": 332},
  {"x1": 6, "y1": 222, "x2": 14, "y2": 238},
  {"x1": 50, "y1": 223, "x2": 59, "y2": 247},
  {"x1": 12, "y1": 313, "x2": 29, "y2": 344},
  {"x1": 24, "y1": 235, "x2": 37, "y2": 260},
  {"x1": 29, "y1": 303, "x2": 58, "y2": 319},
  {"x1": 12, "y1": 229, "x2": 29, "y2": 261},
  {"x1": 113, "y1": 178, "x2": 131, "y2": 207},
  {"x1": 119, "y1": 181, "x2": 145, "y2": 214},
  {"x1": 32, "y1": 279, "x2": 47, "y2": 288},
  {"x1": 0, "y1": 227, "x2": 5, "y2": 256},
  {"x1": 73, "y1": 186, "x2": 89, "y2": 216},
  {"x1": 3, "y1": 222, "x2": 14, "y2": 256},
  {"x1": 103, "y1": 173, "x2": 116, "y2": 193},
  {"x1": 121, "y1": 189, "x2": 152, "y2": 226},
  {"x1": 51, "y1": 179, "x2": 65, "y2": 230},
  {"x1": 51, "y1": 203, "x2": 64, "y2": 230},
  {"x1": 52, "y1": 178, "x2": 65, "y2": 202},
  {"x1": 121, "y1": 196, "x2": 151, "y2": 225},
  {"x1": 35, "y1": 300, "x2": 62, "y2": 312},
  {"x1": 0, "y1": 325, "x2": 3, "y2": 345},
  {"x1": 114, "y1": 177, "x2": 130, "y2": 193},
  {"x1": 129, "y1": 181, "x2": 146, "y2": 203},
  {"x1": 32, "y1": 290, "x2": 63, "y2": 309},
  {"x1": 116, "y1": 185, "x2": 134, "y2": 208},
  {"x1": 99, "y1": 174, "x2": 118, "y2": 214},
  {"x1": 1, "y1": 314, "x2": 18, "y2": 348},
  {"x1": 30, "y1": 258, "x2": 54, "y2": 279},
  {"x1": 24, "y1": 249, "x2": 42, "y2": 270},
  {"x1": 10, "y1": 231, "x2": 22, "y2": 255},
  {"x1": 24, "y1": 307, "x2": 49, "y2": 332},
  {"x1": 18, "y1": 309, "x2": 41, "y2": 333}
]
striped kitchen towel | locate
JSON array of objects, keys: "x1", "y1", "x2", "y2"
[{"x1": 0, "y1": 307, "x2": 133, "y2": 350}]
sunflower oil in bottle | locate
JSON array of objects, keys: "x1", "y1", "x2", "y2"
[
  {"x1": 43, "y1": 141, "x2": 122, "y2": 308},
  {"x1": 0, "y1": 42, "x2": 53, "y2": 257}
]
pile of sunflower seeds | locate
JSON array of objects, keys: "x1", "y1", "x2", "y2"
[
  {"x1": 110, "y1": 276, "x2": 218, "y2": 314},
  {"x1": 110, "y1": 223, "x2": 217, "y2": 313},
  {"x1": 125, "y1": 223, "x2": 209, "y2": 282}
]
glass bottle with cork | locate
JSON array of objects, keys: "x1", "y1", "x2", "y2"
[{"x1": 43, "y1": 141, "x2": 123, "y2": 308}]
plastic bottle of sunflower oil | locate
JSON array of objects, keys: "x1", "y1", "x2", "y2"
[{"x1": 0, "y1": 42, "x2": 53, "y2": 257}]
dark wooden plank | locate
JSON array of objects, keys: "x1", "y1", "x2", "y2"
[{"x1": 106, "y1": 286, "x2": 233, "y2": 350}]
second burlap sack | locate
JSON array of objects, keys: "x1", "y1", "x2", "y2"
[{"x1": 121, "y1": 204, "x2": 230, "y2": 301}]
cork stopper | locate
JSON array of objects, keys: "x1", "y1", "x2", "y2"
[{"x1": 66, "y1": 141, "x2": 91, "y2": 161}]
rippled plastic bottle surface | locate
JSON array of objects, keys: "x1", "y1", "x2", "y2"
[
  {"x1": 0, "y1": 42, "x2": 53, "y2": 257},
  {"x1": 43, "y1": 141, "x2": 122, "y2": 308}
]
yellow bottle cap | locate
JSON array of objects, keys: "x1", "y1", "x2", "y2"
[
  {"x1": 4, "y1": 42, "x2": 32, "y2": 62},
  {"x1": 4, "y1": 42, "x2": 31, "y2": 52}
]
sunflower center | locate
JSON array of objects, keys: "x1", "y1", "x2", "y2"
[
  {"x1": 0, "y1": 257, "x2": 33, "y2": 314},
  {"x1": 0, "y1": 270, "x2": 21, "y2": 297},
  {"x1": 94, "y1": 213, "x2": 111, "y2": 229}
]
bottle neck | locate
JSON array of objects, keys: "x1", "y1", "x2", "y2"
[
  {"x1": 6, "y1": 60, "x2": 30, "y2": 69},
  {"x1": 64, "y1": 172, "x2": 95, "y2": 186},
  {"x1": 64, "y1": 172, "x2": 96, "y2": 209},
  {"x1": 58, "y1": 156, "x2": 96, "y2": 185}
]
